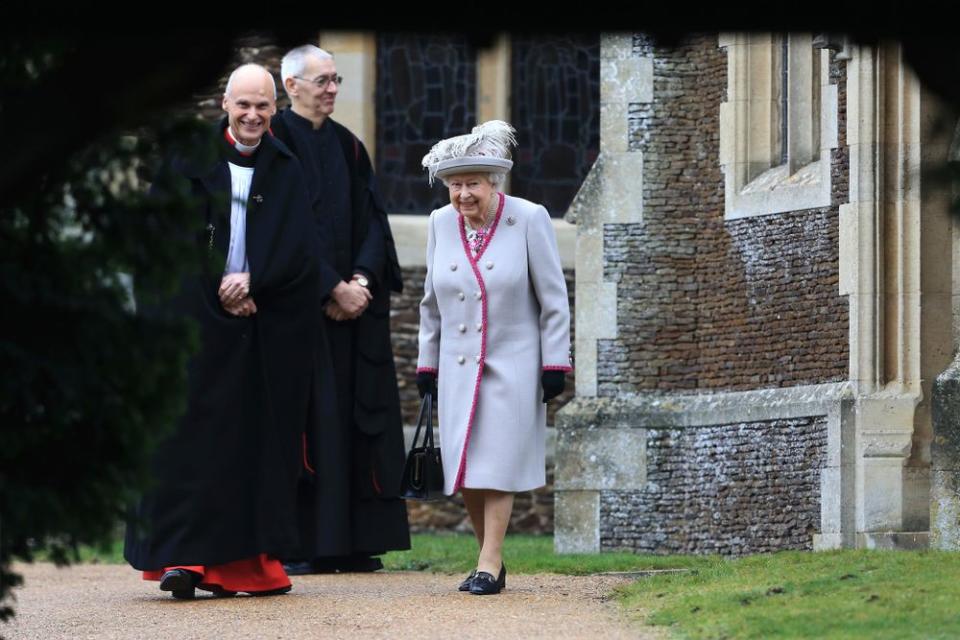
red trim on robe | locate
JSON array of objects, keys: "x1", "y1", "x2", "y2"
[
  {"x1": 142, "y1": 553, "x2": 290, "y2": 593},
  {"x1": 452, "y1": 192, "x2": 505, "y2": 493},
  {"x1": 302, "y1": 432, "x2": 316, "y2": 474},
  {"x1": 543, "y1": 365, "x2": 573, "y2": 372},
  {"x1": 416, "y1": 367, "x2": 438, "y2": 374}
]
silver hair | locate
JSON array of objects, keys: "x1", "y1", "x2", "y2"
[
  {"x1": 281, "y1": 45, "x2": 334, "y2": 88},
  {"x1": 440, "y1": 173, "x2": 505, "y2": 191},
  {"x1": 224, "y1": 63, "x2": 277, "y2": 100}
]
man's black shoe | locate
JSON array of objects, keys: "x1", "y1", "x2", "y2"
[
  {"x1": 159, "y1": 569, "x2": 200, "y2": 600},
  {"x1": 203, "y1": 584, "x2": 238, "y2": 598},
  {"x1": 249, "y1": 585, "x2": 292, "y2": 597},
  {"x1": 283, "y1": 555, "x2": 384, "y2": 575},
  {"x1": 282, "y1": 561, "x2": 314, "y2": 576},
  {"x1": 469, "y1": 564, "x2": 506, "y2": 596},
  {"x1": 340, "y1": 555, "x2": 383, "y2": 573}
]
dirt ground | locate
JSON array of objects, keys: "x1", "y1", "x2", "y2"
[{"x1": 3, "y1": 563, "x2": 663, "y2": 639}]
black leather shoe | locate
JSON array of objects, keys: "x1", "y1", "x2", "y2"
[
  {"x1": 458, "y1": 569, "x2": 477, "y2": 592},
  {"x1": 469, "y1": 564, "x2": 506, "y2": 595},
  {"x1": 203, "y1": 584, "x2": 238, "y2": 598},
  {"x1": 248, "y1": 585, "x2": 292, "y2": 597},
  {"x1": 282, "y1": 561, "x2": 314, "y2": 576},
  {"x1": 159, "y1": 569, "x2": 200, "y2": 600},
  {"x1": 339, "y1": 555, "x2": 384, "y2": 573}
]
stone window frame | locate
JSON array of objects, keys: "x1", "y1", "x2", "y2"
[{"x1": 719, "y1": 33, "x2": 838, "y2": 220}]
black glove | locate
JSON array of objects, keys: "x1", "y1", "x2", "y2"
[
  {"x1": 416, "y1": 371, "x2": 437, "y2": 399},
  {"x1": 541, "y1": 370, "x2": 566, "y2": 403}
]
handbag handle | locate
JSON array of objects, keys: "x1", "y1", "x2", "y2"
[{"x1": 410, "y1": 391, "x2": 434, "y2": 449}]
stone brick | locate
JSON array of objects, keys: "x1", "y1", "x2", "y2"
[
  {"x1": 598, "y1": 418, "x2": 828, "y2": 555},
  {"x1": 599, "y1": 35, "x2": 848, "y2": 397}
]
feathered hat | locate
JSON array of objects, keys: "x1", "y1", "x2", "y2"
[{"x1": 421, "y1": 120, "x2": 518, "y2": 185}]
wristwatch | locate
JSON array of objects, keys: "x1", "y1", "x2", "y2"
[{"x1": 353, "y1": 274, "x2": 370, "y2": 288}]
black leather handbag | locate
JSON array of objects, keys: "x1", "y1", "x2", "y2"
[{"x1": 399, "y1": 392, "x2": 445, "y2": 501}]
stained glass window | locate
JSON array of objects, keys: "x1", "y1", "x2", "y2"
[
  {"x1": 375, "y1": 34, "x2": 476, "y2": 214},
  {"x1": 510, "y1": 34, "x2": 600, "y2": 217}
]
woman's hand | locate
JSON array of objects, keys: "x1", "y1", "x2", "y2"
[
  {"x1": 541, "y1": 370, "x2": 566, "y2": 402},
  {"x1": 416, "y1": 371, "x2": 437, "y2": 398}
]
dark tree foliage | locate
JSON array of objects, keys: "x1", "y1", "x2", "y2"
[
  {"x1": 0, "y1": 28, "x2": 313, "y2": 624},
  {"x1": 0, "y1": 123, "x2": 208, "y2": 621}
]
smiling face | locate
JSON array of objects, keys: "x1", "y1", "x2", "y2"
[
  {"x1": 284, "y1": 55, "x2": 339, "y2": 127},
  {"x1": 222, "y1": 66, "x2": 277, "y2": 145},
  {"x1": 447, "y1": 173, "x2": 496, "y2": 224}
]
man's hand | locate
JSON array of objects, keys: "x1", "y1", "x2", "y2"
[
  {"x1": 324, "y1": 300, "x2": 352, "y2": 322},
  {"x1": 219, "y1": 272, "x2": 251, "y2": 306},
  {"x1": 331, "y1": 280, "x2": 372, "y2": 316},
  {"x1": 224, "y1": 296, "x2": 258, "y2": 317}
]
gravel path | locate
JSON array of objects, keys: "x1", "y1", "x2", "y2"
[{"x1": 4, "y1": 563, "x2": 661, "y2": 639}]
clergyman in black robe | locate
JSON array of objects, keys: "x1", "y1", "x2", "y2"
[
  {"x1": 271, "y1": 44, "x2": 410, "y2": 573},
  {"x1": 124, "y1": 64, "x2": 323, "y2": 598}
]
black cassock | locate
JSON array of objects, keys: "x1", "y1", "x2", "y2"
[
  {"x1": 124, "y1": 122, "x2": 323, "y2": 570},
  {"x1": 272, "y1": 109, "x2": 410, "y2": 560}
]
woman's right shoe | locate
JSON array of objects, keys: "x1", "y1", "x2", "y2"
[
  {"x1": 458, "y1": 569, "x2": 477, "y2": 592},
  {"x1": 469, "y1": 564, "x2": 506, "y2": 595}
]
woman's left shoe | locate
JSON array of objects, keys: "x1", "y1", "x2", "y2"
[
  {"x1": 458, "y1": 569, "x2": 477, "y2": 592},
  {"x1": 469, "y1": 564, "x2": 506, "y2": 595}
]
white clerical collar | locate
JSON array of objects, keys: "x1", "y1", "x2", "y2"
[{"x1": 225, "y1": 126, "x2": 261, "y2": 156}]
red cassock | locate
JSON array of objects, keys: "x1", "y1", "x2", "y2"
[{"x1": 142, "y1": 554, "x2": 290, "y2": 594}]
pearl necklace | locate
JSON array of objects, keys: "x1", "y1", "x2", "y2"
[{"x1": 464, "y1": 197, "x2": 498, "y2": 256}]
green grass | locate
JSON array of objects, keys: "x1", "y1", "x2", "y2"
[
  {"x1": 32, "y1": 538, "x2": 127, "y2": 565},
  {"x1": 40, "y1": 532, "x2": 704, "y2": 575},
  {"x1": 382, "y1": 532, "x2": 707, "y2": 574},
  {"x1": 617, "y1": 549, "x2": 960, "y2": 639}
]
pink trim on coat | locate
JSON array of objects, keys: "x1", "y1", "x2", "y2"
[
  {"x1": 452, "y1": 192, "x2": 505, "y2": 492},
  {"x1": 416, "y1": 367, "x2": 439, "y2": 374},
  {"x1": 542, "y1": 365, "x2": 573, "y2": 372}
]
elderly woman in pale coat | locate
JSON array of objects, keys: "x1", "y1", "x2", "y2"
[{"x1": 416, "y1": 121, "x2": 571, "y2": 595}]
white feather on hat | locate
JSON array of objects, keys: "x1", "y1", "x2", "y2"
[{"x1": 421, "y1": 120, "x2": 518, "y2": 185}]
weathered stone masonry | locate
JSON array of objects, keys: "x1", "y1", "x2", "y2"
[
  {"x1": 556, "y1": 34, "x2": 851, "y2": 554},
  {"x1": 599, "y1": 35, "x2": 848, "y2": 396},
  {"x1": 600, "y1": 418, "x2": 827, "y2": 553}
]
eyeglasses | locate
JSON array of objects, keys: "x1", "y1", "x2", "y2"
[{"x1": 294, "y1": 74, "x2": 343, "y2": 89}]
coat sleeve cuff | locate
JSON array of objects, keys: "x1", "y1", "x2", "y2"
[
  {"x1": 417, "y1": 367, "x2": 439, "y2": 374},
  {"x1": 543, "y1": 365, "x2": 573, "y2": 372}
]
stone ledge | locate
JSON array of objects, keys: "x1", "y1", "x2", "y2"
[
  {"x1": 556, "y1": 382, "x2": 853, "y2": 430},
  {"x1": 855, "y1": 531, "x2": 930, "y2": 550}
]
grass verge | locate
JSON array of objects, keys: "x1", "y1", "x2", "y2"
[{"x1": 617, "y1": 549, "x2": 960, "y2": 639}]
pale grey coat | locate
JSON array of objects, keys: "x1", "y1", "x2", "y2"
[{"x1": 417, "y1": 193, "x2": 571, "y2": 495}]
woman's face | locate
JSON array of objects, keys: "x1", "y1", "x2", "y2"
[{"x1": 447, "y1": 173, "x2": 495, "y2": 223}]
